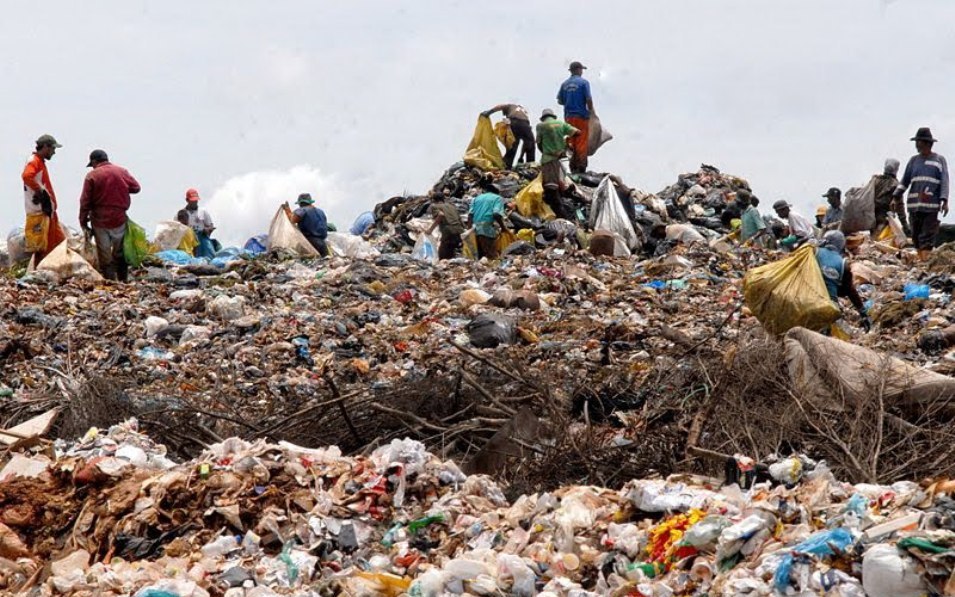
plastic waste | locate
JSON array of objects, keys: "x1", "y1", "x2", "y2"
[
  {"x1": 463, "y1": 115, "x2": 504, "y2": 171},
  {"x1": 589, "y1": 176, "x2": 640, "y2": 253},
  {"x1": 903, "y1": 283, "x2": 930, "y2": 301},
  {"x1": 201, "y1": 534, "x2": 240, "y2": 557},
  {"x1": 411, "y1": 233, "x2": 438, "y2": 264},
  {"x1": 861, "y1": 544, "x2": 927, "y2": 597},
  {"x1": 36, "y1": 241, "x2": 103, "y2": 282},
  {"x1": 123, "y1": 219, "x2": 151, "y2": 268},
  {"x1": 144, "y1": 316, "x2": 169, "y2": 338},
  {"x1": 153, "y1": 221, "x2": 191, "y2": 251},
  {"x1": 773, "y1": 527, "x2": 855, "y2": 592},
  {"x1": 209, "y1": 295, "x2": 246, "y2": 321},
  {"x1": 513, "y1": 175, "x2": 556, "y2": 221},
  {"x1": 840, "y1": 179, "x2": 877, "y2": 234},
  {"x1": 266, "y1": 206, "x2": 319, "y2": 257},
  {"x1": 683, "y1": 515, "x2": 730, "y2": 548},
  {"x1": 467, "y1": 313, "x2": 518, "y2": 348}
]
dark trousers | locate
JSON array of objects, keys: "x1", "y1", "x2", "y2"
[
  {"x1": 910, "y1": 210, "x2": 940, "y2": 250},
  {"x1": 476, "y1": 234, "x2": 499, "y2": 259},
  {"x1": 503, "y1": 119, "x2": 536, "y2": 169},
  {"x1": 93, "y1": 225, "x2": 128, "y2": 282},
  {"x1": 305, "y1": 235, "x2": 329, "y2": 257},
  {"x1": 438, "y1": 233, "x2": 462, "y2": 260}
]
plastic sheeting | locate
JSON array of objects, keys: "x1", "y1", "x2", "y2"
[
  {"x1": 589, "y1": 176, "x2": 640, "y2": 255},
  {"x1": 267, "y1": 207, "x2": 320, "y2": 257},
  {"x1": 243, "y1": 235, "x2": 268, "y2": 255},
  {"x1": 743, "y1": 245, "x2": 840, "y2": 335},
  {"x1": 35, "y1": 240, "x2": 103, "y2": 282},
  {"x1": 841, "y1": 179, "x2": 877, "y2": 234},
  {"x1": 463, "y1": 115, "x2": 504, "y2": 171},
  {"x1": 411, "y1": 233, "x2": 439, "y2": 264}
]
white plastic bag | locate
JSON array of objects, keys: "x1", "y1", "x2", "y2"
[
  {"x1": 266, "y1": 207, "x2": 319, "y2": 257},
  {"x1": 412, "y1": 233, "x2": 439, "y2": 264},
  {"x1": 589, "y1": 176, "x2": 640, "y2": 253},
  {"x1": 326, "y1": 232, "x2": 380, "y2": 259},
  {"x1": 861, "y1": 544, "x2": 926, "y2": 597},
  {"x1": 153, "y1": 221, "x2": 191, "y2": 251},
  {"x1": 886, "y1": 212, "x2": 907, "y2": 248}
]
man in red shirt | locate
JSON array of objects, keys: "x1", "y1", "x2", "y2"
[{"x1": 79, "y1": 149, "x2": 141, "y2": 281}]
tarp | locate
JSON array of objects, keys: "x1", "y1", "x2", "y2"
[
  {"x1": 589, "y1": 176, "x2": 640, "y2": 254},
  {"x1": 785, "y1": 327, "x2": 955, "y2": 412},
  {"x1": 463, "y1": 115, "x2": 504, "y2": 171},
  {"x1": 840, "y1": 179, "x2": 877, "y2": 234},
  {"x1": 743, "y1": 244, "x2": 840, "y2": 335},
  {"x1": 266, "y1": 206, "x2": 320, "y2": 257},
  {"x1": 587, "y1": 113, "x2": 613, "y2": 157},
  {"x1": 35, "y1": 240, "x2": 103, "y2": 282},
  {"x1": 514, "y1": 175, "x2": 556, "y2": 221}
]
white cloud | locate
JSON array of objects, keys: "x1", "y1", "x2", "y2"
[{"x1": 204, "y1": 165, "x2": 345, "y2": 246}]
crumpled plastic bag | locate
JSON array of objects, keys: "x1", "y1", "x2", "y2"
[
  {"x1": 590, "y1": 176, "x2": 640, "y2": 253},
  {"x1": 494, "y1": 120, "x2": 516, "y2": 149},
  {"x1": 463, "y1": 115, "x2": 504, "y2": 171},
  {"x1": 326, "y1": 232, "x2": 380, "y2": 259},
  {"x1": 467, "y1": 314, "x2": 517, "y2": 348},
  {"x1": 36, "y1": 240, "x2": 104, "y2": 282},
  {"x1": 861, "y1": 544, "x2": 927, "y2": 597},
  {"x1": 743, "y1": 244, "x2": 840, "y2": 335},
  {"x1": 411, "y1": 233, "x2": 439, "y2": 264},
  {"x1": 152, "y1": 221, "x2": 191, "y2": 251}
]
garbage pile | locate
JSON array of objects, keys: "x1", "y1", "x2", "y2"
[
  {"x1": 366, "y1": 162, "x2": 758, "y2": 262},
  {"x1": 2, "y1": 421, "x2": 955, "y2": 596}
]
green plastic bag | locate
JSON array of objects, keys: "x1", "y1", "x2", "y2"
[{"x1": 123, "y1": 219, "x2": 150, "y2": 268}]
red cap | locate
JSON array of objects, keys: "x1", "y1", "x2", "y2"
[{"x1": 185, "y1": 188, "x2": 200, "y2": 202}]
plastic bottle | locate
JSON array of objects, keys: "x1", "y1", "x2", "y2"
[
  {"x1": 408, "y1": 513, "x2": 445, "y2": 533},
  {"x1": 201, "y1": 535, "x2": 240, "y2": 557}
]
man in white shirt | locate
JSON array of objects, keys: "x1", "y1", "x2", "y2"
[
  {"x1": 177, "y1": 188, "x2": 217, "y2": 258},
  {"x1": 773, "y1": 200, "x2": 813, "y2": 250}
]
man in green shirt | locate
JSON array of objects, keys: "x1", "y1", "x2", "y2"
[
  {"x1": 535, "y1": 109, "x2": 579, "y2": 220},
  {"x1": 426, "y1": 186, "x2": 466, "y2": 260},
  {"x1": 739, "y1": 194, "x2": 767, "y2": 245}
]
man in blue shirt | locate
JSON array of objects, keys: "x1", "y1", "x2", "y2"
[
  {"x1": 557, "y1": 61, "x2": 594, "y2": 174},
  {"x1": 289, "y1": 193, "x2": 329, "y2": 257},
  {"x1": 894, "y1": 127, "x2": 950, "y2": 261}
]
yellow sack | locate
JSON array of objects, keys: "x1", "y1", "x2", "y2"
[
  {"x1": 178, "y1": 228, "x2": 199, "y2": 254},
  {"x1": 463, "y1": 115, "x2": 504, "y2": 171},
  {"x1": 743, "y1": 244, "x2": 840, "y2": 335},
  {"x1": 495, "y1": 229, "x2": 517, "y2": 254},
  {"x1": 514, "y1": 175, "x2": 556, "y2": 221},
  {"x1": 461, "y1": 229, "x2": 479, "y2": 260},
  {"x1": 24, "y1": 213, "x2": 50, "y2": 253},
  {"x1": 494, "y1": 120, "x2": 516, "y2": 150},
  {"x1": 516, "y1": 228, "x2": 536, "y2": 243}
]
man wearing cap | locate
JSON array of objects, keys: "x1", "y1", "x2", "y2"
[
  {"x1": 894, "y1": 127, "x2": 949, "y2": 260},
  {"x1": 178, "y1": 189, "x2": 216, "y2": 258},
  {"x1": 21, "y1": 134, "x2": 66, "y2": 263},
  {"x1": 873, "y1": 158, "x2": 906, "y2": 235},
  {"x1": 79, "y1": 149, "x2": 141, "y2": 281},
  {"x1": 287, "y1": 193, "x2": 328, "y2": 257},
  {"x1": 773, "y1": 200, "x2": 813, "y2": 249},
  {"x1": 482, "y1": 103, "x2": 535, "y2": 168},
  {"x1": 821, "y1": 187, "x2": 843, "y2": 230},
  {"x1": 557, "y1": 61, "x2": 594, "y2": 174},
  {"x1": 536, "y1": 109, "x2": 580, "y2": 220}
]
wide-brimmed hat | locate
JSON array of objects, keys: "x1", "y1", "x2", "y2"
[
  {"x1": 911, "y1": 127, "x2": 938, "y2": 143},
  {"x1": 772, "y1": 200, "x2": 791, "y2": 211},
  {"x1": 297, "y1": 193, "x2": 315, "y2": 205},
  {"x1": 540, "y1": 108, "x2": 557, "y2": 121}
]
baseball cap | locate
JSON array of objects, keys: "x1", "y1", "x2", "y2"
[
  {"x1": 87, "y1": 149, "x2": 108, "y2": 167},
  {"x1": 772, "y1": 200, "x2": 791, "y2": 211},
  {"x1": 36, "y1": 134, "x2": 62, "y2": 148},
  {"x1": 822, "y1": 187, "x2": 841, "y2": 199},
  {"x1": 185, "y1": 188, "x2": 201, "y2": 202},
  {"x1": 569, "y1": 61, "x2": 587, "y2": 71}
]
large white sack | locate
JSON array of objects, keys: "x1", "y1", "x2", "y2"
[{"x1": 266, "y1": 206, "x2": 320, "y2": 257}]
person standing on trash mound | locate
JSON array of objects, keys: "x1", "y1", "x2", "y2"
[
  {"x1": 285, "y1": 193, "x2": 329, "y2": 257},
  {"x1": 816, "y1": 231, "x2": 871, "y2": 332},
  {"x1": 21, "y1": 134, "x2": 67, "y2": 263},
  {"x1": 177, "y1": 189, "x2": 217, "y2": 259},
  {"x1": 468, "y1": 175, "x2": 510, "y2": 260},
  {"x1": 482, "y1": 103, "x2": 536, "y2": 169},
  {"x1": 873, "y1": 158, "x2": 907, "y2": 235},
  {"x1": 557, "y1": 60, "x2": 594, "y2": 174},
  {"x1": 536, "y1": 108, "x2": 580, "y2": 221},
  {"x1": 894, "y1": 127, "x2": 950, "y2": 261},
  {"x1": 426, "y1": 186, "x2": 465, "y2": 260},
  {"x1": 79, "y1": 149, "x2": 141, "y2": 282}
]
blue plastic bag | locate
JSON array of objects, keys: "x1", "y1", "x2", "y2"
[
  {"x1": 903, "y1": 283, "x2": 930, "y2": 301},
  {"x1": 773, "y1": 527, "x2": 855, "y2": 591},
  {"x1": 154, "y1": 250, "x2": 201, "y2": 266},
  {"x1": 243, "y1": 235, "x2": 268, "y2": 255}
]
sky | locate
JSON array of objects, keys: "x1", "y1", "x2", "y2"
[{"x1": 3, "y1": 0, "x2": 955, "y2": 245}]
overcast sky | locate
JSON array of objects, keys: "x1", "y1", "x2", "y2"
[{"x1": 3, "y1": 0, "x2": 955, "y2": 245}]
